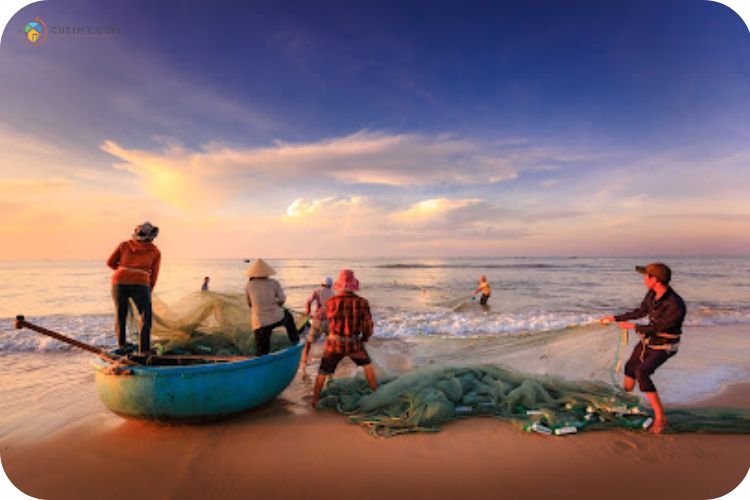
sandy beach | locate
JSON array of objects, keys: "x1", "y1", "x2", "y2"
[
  {"x1": 2, "y1": 365, "x2": 749, "y2": 500},
  {"x1": 2, "y1": 258, "x2": 749, "y2": 500}
]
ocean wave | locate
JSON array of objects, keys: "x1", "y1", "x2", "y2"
[
  {"x1": 374, "y1": 263, "x2": 577, "y2": 270},
  {"x1": 3, "y1": 304, "x2": 750, "y2": 353},
  {"x1": 374, "y1": 311, "x2": 600, "y2": 338}
]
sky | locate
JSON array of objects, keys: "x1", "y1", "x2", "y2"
[{"x1": 1, "y1": 0, "x2": 749, "y2": 259}]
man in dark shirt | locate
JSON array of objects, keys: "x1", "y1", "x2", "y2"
[{"x1": 601, "y1": 262, "x2": 687, "y2": 434}]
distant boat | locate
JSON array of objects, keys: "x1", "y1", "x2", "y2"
[
  {"x1": 244, "y1": 259, "x2": 251, "y2": 263},
  {"x1": 92, "y1": 343, "x2": 302, "y2": 421}
]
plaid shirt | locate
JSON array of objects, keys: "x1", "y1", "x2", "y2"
[{"x1": 324, "y1": 292, "x2": 373, "y2": 353}]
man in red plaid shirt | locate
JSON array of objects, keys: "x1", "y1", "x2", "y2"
[{"x1": 311, "y1": 269, "x2": 378, "y2": 407}]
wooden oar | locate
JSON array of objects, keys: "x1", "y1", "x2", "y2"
[
  {"x1": 16, "y1": 315, "x2": 254, "y2": 366},
  {"x1": 15, "y1": 315, "x2": 138, "y2": 366}
]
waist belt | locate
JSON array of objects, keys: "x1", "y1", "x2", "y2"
[
  {"x1": 119, "y1": 266, "x2": 150, "y2": 275},
  {"x1": 639, "y1": 333, "x2": 680, "y2": 360}
]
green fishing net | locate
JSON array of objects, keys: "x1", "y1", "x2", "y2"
[
  {"x1": 317, "y1": 365, "x2": 750, "y2": 437},
  {"x1": 129, "y1": 291, "x2": 303, "y2": 356}
]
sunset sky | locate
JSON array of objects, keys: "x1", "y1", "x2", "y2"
[{"x1": 1, "y1": 0, "x2": 749, "y2": 259}]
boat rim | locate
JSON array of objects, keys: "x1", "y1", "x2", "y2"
[{"x1": 91, "y1": 342, "x2": 303, "y2": 376}]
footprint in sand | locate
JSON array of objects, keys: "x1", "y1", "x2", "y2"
[{"x1": 612, "y1": 439, "x2": 639, "y2": 453}]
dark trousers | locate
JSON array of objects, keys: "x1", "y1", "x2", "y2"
[
  {"x1": 112, "y1": 284, "x2": 152, "y2": 352},
  {"x1": 254, "y1": 309, "x2": 299, "y2": 356},
  {"x1": 624, "y1": 341, "x2": 676, "y2": 393},
  {"x1": 480, "y1": 294, "x2": 490, "y2": 305}
]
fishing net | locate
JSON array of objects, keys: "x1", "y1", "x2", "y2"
[
  {"x1": 126, "y1": 293, "x2": 750, "y2": 436},
  {"x1": 127, "y1": 291, "x2": 303, "y2": 356},
  {"x1": 317, "y1": 365, "x2": 750, "y2": 437}
]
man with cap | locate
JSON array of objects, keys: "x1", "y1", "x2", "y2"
[
  {"x1": 300, "y1": 276, "x2": 335, "y2": 367},
  {"x1": 601, "y1": 262, "x2": 687, "y2": 434},
  {"x1": 106, "y1": 222, "x2": 161, "y2": 355},
  {"x1": 311, "y1": 269, "x2": 378, "y2": 407},
  {"x1": 244, "y1": 258, "x2": 301, "y2": 356}
]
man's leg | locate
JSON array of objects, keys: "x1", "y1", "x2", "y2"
[
  {"x1": 130, "y1": 285, "x2": 152, "y2": 354},
  {"x1": 282, "y1": 309, "x2": 300, "y2": 344},
  {"x1": 254, "y1": 326, "x2": 272, "y2": 356},
  {"x1": 301, "y1": 320, "x2": 321, "y2": 365},
  {"x1": 623, "y1": 376, "x2": 636, "y2": 392},
  {"x1": 363, "y1": 364, "x2": 378, "y2": 391},
  {"x1": 311, "y1": 351, "x2": 340, "y2": 407},
  {"x1": 311, "y1": 373, "x2": 327, "y2": 407},
  {"x1": 634, "y1": 349, "x2": 674, "y2": 433},
  {"x1": 644, "y1": 391, "x2": 666, "y2": 434},
  {"x1": 112, "y1": 285, "x2": 129, "y2": 348},
  {"x1": 623, "y1": 342, "x2": 645, "y2": 392}
]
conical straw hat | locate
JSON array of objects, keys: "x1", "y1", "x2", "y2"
[{"x1": 244, "y1": 258, "x2": 276, "y2": 278}]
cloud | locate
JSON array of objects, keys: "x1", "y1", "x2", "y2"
[
  {"x1": 100, "y1": 130, "x2": 606, "y2": 212},
  {"x1": 391, "y1": 198, "x2": 485, "y2": 226},
  {"x1": 284, "y1": 196, "x2": 369, "y2": 219},
  {"x1": 99, "y1": 132, "x2": 458, "y2": 209}
]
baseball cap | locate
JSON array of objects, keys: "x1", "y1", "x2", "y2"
[{"x1": 635, "y1": 263, "x2": 671, "y2": 284}]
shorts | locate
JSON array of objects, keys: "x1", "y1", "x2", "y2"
[
  {"x1": 307, "y1": 318, "x2": 329, "y2": 343},
  {"x1": 318, "y1": 348, "x2": 372, "y2": 375}
]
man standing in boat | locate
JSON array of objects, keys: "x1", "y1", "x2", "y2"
[
  {"x1": 244, "y1": 258, "x2": 300, "y2": 356},
  {"x1": 601, "y1": 262, "x2": 686, "y2": 434},
  {"x1": 311, "y1": 269, "x2": 378, "y2": 407},
  {"x1": 106, "y1": 222, "x2": 161, "y2": 355}
]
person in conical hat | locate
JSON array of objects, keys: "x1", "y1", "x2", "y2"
[
  {"x1": 300, "y1": 276, "x2": 335, "y2": 367},
  {"x1": 311, "y1": 269, "x2": 378, "y2": 407},
  {"x1": 106, "y1": 222, "x2": 161, "y2": 355},
  {"x1": 244, "y1": 258, "x2": 277, "y2": 278},
  {"x1": 244, "y1": 258, "x2": 301, "y2": 356}
]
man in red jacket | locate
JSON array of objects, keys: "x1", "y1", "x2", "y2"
[
  {"x1": 107, "y1": 222, "x2": 161, "y2": 355},
  {"x1": 311, "y1": 269, "x2": 378, "y2": 407}
]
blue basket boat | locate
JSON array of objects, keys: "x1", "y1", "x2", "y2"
[{"x1": 92, "y1": 343, "x2": 303, "y2": 421}]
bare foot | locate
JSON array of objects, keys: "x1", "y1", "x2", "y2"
[{"x1": 649, "y1": 420, "x2": 666, "y2": 434}]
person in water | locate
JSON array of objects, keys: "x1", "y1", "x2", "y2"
[
  {"x1": 311, "y1": 269, "x2": 378, "y2": 407},
  {"x1": 474, "y1": 275, "x2": 491, "y2": 305},
  {"x1": 106, "y1": 222, "x2": 161, "y2": 355},
  {"x1": 601, "y1": 263, "x2": 686, "y2": 434},
  {"x1": 301, "y1": 276, "x2": 334, "y2": 367},
  {"x1": 201, "y1": 276, "x2": 210, "y2": 292},
  {"x1": 244, "y1": 258, "x2": 301, "y2": 356}
]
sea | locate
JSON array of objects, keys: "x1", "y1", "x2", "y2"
[{"x1": 1, "y1": 256, "x2": 749, "y2": 442}]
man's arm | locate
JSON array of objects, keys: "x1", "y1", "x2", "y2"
[
  {"x1": 305, "y1": 291, "x2": 316, "y2": 316},
  {"x1": 613, "y1": 293, "x2": 651, "y2": 322},
  {"x1": 150, "y1": 250, "x2": 161, "y2": 290},
  {"x1": 106, "y1": 243, "x2": 122, "y2": 270}
]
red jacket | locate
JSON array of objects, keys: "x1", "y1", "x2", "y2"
[
  {"x1": 107, "y1": 239, "x2": 161, "y2": 289},
  {"x1": 325, "y1": 292, "x2": 373, "y2": 354}
]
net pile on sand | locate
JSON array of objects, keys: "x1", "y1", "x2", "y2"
[{"x1": 318, "y1": 365, "x2": 750, "y2": 436}]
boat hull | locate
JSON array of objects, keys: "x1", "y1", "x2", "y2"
[{"x1": 92, "y1": 344, "x2": 302, "y2": 421}]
